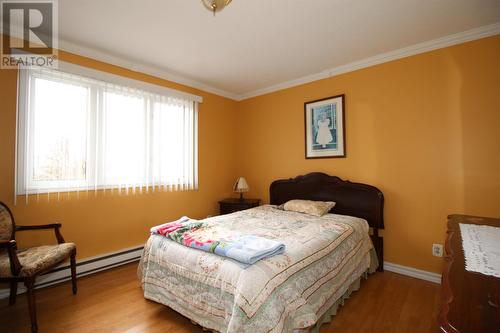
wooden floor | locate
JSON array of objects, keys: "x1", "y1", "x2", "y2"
[{"x1": 0, "y1": 263, "x2": 440, "y2": 333}]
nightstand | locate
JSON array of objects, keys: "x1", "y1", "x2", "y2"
[{"x1": 218, "y1": 198, "x2": 260, "y2": 215}]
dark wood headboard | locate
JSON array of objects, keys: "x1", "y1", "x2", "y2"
[{"x1": 269, "y1": 172, "x2": 385, "y2": 270}]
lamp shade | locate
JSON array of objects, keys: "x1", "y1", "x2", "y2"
[{"x1": 233, "y1": 177, "x2": 249, "y2": 193}]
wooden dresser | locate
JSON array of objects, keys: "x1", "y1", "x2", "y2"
[{"x1": 439, "y1": 214, "x2": 500, "y2": 333}]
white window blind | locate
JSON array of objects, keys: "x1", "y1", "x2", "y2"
[{"x1": 16, "y1": 64, "x2": 199, "y2": 201}]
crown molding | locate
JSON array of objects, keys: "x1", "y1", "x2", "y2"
[
  {"x1": 238, "y1": 22, "x2": 500, "y2": 101},
  {"x1": 58, "y1": 39, "x2": 241, "y2": 101},
  {"x1": 58, "y1": 23, "x2": 499, "y2": 102}
]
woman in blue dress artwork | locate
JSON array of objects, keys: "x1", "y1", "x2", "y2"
[{"x1": 316, "y1": 112, "x2": 333, "y2": 148}]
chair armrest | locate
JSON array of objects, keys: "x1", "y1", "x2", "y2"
[
  {"x1": 0, "y1": 240, "x2": 21, "y2": 275},
  {"x1": 16, "y1": 223, "x2": 65, "y2": 244},
  {"x1": 16, "y1": 223, "x2": 62, "y2": 231},
  {"x1": 0, "y1": 239, "x2": 17, "y2": 249}
]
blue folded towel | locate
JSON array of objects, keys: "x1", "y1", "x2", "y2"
[{"x1": 215, "y1": 235, "x2": 286, "y2": 265}]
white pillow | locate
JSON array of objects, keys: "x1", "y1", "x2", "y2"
[{"x1": 283, "y1": 199, "x2": 336, "y2": 217}]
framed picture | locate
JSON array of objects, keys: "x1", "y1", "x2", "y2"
[{"x1": 304, "y1": 94, "x2": 345, "y2": 159}]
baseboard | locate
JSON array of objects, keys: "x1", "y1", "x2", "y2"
[
  {"x1": 0, "y1": 247, "x2": 440, "y2": 299},
  {"x1": 384, "y1": 261, "x2": 442, "y2": 284},
  {"x1": 0, "y1": 245, "x2": 144, "y2": 299}
]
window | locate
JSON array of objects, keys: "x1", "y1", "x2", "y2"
[{"x1": 16, "y1": 63, "x2": 199, "y2": 197}]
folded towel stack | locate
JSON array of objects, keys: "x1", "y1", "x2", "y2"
[{"x1": 150, "y1": 217, "x2": 285, "y2": 265}]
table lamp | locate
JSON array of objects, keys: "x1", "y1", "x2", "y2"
[{"x1": 233, "y1": 177, "x2": 249, "y2": 201}]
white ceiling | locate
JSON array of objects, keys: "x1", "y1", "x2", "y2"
[{"x1": 58, "y1": 0, "x2": 500, "y2": 99}]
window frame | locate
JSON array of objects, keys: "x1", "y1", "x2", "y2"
[{"x1": 16, "y1": 61, "x2": 201, "y2": 195}]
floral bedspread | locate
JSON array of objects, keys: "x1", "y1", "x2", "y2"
[{"x1": 138, "y1": 205, "x2": 375, "y2": 333}]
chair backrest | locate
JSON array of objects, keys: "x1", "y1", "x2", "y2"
[{"x1": 0, "y1": 202, "x2": 15, "y2": 242}]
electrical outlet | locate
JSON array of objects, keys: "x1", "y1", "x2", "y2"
[{"x1": 432, "y1": 244, "x2": 443, "y2": 257}]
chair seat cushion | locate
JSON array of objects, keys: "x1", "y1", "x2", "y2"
[{"x1": 0, "y1": 243, "x2": 76, "y2": 277}]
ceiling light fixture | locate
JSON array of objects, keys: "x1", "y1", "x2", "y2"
[{"x1": 202, "y1": 0, "x2": 232, "y2": 15}]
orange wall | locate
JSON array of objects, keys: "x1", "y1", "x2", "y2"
[
  {"x1": 0, "y1": 51, "x2": 239, "y2": 258},
  {"x1": 236, "y1": 35, "x2": 500, "y2": 273},
  {"x1": 1, "y1": 36, "x2": 498, "y2": 274}
]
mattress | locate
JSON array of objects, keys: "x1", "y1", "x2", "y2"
[{"x1": 138, "y1": 205, "x2": 375, "y2": 333}]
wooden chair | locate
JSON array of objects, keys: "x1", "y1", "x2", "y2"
[{"x1": 0, "y1": 201, "x2": 77, "y2": 332}]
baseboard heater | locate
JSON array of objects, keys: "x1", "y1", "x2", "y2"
[{"x1": 0, "y1": 245, "x2": 144, "y2": 299}]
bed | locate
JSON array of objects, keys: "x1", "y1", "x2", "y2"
[{"x1": 138, "y1": 172, "x2": 384, "y2": 333}]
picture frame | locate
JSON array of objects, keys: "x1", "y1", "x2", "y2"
[{"x1": 304, "y1": 94, "x2": 345, "y2": 159}]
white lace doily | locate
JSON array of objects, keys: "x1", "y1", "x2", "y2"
[{"x1": 459, "y1": 223, "x2": 500, "y2": 278}]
